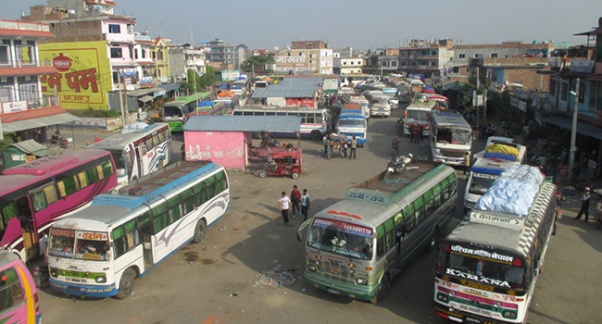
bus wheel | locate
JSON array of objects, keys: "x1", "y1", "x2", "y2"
[
  {"x1": 311, "y1": 130, "x2": 322, "y2": 141},
  {"x1": 291, "y1": 173, "x2": 299, "y2": 180},
  {"x1": 258, "y1": 170, "x2": 268, "y2": 178},
  {"x1": 115, "y1": 268, "x2": 136, "y2": 299},
  {"x1": 426, "y1": 228, "x2": 439, "y2": 253},
  {"x1": 371, "y1": 274, "x2": 390, "y2": 304},
  {"x1": 192, "y1": 219, "x2": 207, "y2": 243}
]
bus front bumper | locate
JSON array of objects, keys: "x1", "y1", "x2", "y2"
[
  {"x1": 304, "y1": 270, "x2": 376, "y2": 302},
  {"x1": 50, "y1": 278, "x2": 117, "y2": 298},
  {"x1": 432, "y1": 157, "x2": 464, "y2": 166}
]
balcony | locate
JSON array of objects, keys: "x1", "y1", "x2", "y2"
[
  {"x1": 1, "y1": 94, "x2": 61, "y2": 114},
  {"x1": 104, "y1": 32, "x2": 135, "y2": 44},
  {"x1": 0, "y1": 59, "x2": 57, "y2": 76}
]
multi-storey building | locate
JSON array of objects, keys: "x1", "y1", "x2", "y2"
[
  {"x1": 0, "y1": 19, "x2": 76, "y2": 147},
  {"x1": 152, "y1": 37, "x2": 171, "y2": 83},
  {"x1": 203, "y1": 38, "x2": 235, "y2": 69},
  {"x1": 168, "y1": 43, "x2": 206, "y2": 82},
  {"x1": 274, "y1": 41, "x2": 333, "y2": 75}
]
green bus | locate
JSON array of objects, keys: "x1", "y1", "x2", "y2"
[
  {"x1": 161, "y1": 92, "x2": 210, "y2": 132},
  {"x1": 297, "y1": 161, "x2": 457, "y2": 303}
]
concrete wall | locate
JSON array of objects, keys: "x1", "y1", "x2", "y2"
[{"x1": 183, "y1": 131, "x2": 248, "y2": 171}]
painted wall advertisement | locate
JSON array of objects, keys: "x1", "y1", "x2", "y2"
[{"x1": 39, "y1": 41, "x2": 112, "y2": 110}]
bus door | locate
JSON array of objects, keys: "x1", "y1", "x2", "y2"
[
  {"x1": 16, "y1": 196, "x2": 37, "y2": 258},
  {"x1": 134, "y1": 144, "x2": 145, "y2": 180},
  {"x1": 124, "y1": 147, "x2": 135, "y2": 184}
]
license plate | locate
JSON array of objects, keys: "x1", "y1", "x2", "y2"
[{"x1": 326, "y1": 288, "x2": 341, "y2": 295}]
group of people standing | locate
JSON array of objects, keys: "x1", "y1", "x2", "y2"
[
  {"x1": 409, "y1": 124, "x2": 423, "y2": 143},
  {"x1": 278, "y1": 185, "x2": 311, "y2": 226},
  {"x1": 323, "y1": 135, "x2": 358, "y2": 159}
]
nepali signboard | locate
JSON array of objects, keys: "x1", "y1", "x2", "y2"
[{"x1": 39, "y1": 41, "x2": 112, "y2": 110}]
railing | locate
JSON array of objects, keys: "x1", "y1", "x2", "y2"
[
  {"x1": 0, "y1": 20, "x2": 50, "y2": 32},
  {"x1": 0, "y1": 59, "x2": 54, "y2": 68}
]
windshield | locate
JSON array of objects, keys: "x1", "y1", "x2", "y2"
[
  {"x1": 468, "y1": 173, "x2": 498, "y2": 195},
  {"x1": 435, "y1": 128, "x2": 472, "y2": 145},
  {"x1": 48, "y1": 228, "x2": 110, "y2": 261},
  {"x1": 108, "y1": 149, "x2": 125, "y2": 169},
  {"x1": 339, "y1": 119, "x2": 366, "y2": 127},
  {"x1": 438, "y1": 244, "x2": 524, "y2": 289},
  {"x1": 406, "y1": 110, "x2": 430, "y2": 122},
  {"x1": 163, "y1": 106, "x2": 182, "y2": 118},
  {"x1": 306, "y1": 218, "x2": 374, "y2": 260}
]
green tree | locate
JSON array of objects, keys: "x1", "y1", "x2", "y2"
[
  {"x1": 199, "y1": 66, "x2": 216, "y2": 90},
  {"x1": 242, "y1": 55, "x2": 274, "y2": 72}
]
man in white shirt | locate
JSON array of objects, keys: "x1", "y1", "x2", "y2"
[{"x1": 279, "y1": 191, "x2": 292, "y2": 226}]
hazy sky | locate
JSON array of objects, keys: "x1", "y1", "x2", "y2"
[{"x1": 4, "y1": 0, "x2": 602, "y2": 50}]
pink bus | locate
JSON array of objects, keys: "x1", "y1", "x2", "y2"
[
  {"x1": 0, "y1": 250, "x2": 41, "y2": 323},
  {"x1": 0, "y1": 149, "x2": 118, "y2": 265}
]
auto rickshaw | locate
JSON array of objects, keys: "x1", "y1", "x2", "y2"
[{"x1": 257, "y1": 147, "x2": 302, "y2": 179}]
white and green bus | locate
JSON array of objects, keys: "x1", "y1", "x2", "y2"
[
  {"x1": 297, "y1": 161, "x2": 457, "y2": 303},
  {"x1": 46, "y1": 161, "x2": 230, "y2": 299},
  {"x1": 434, "y1": 165, "x2": 557, "y2": 323}
]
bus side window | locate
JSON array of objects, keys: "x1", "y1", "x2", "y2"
[
  {"x1": 138, "y1": 212, "x2": 153, "y2": 236},
  {"x1": 1, "y1": 202, "x2": 18, "y2": 231},
  {"x1": 151, "y1": 203, "x2": 168, "y2": 234},
  {"x1": 181, "y1": 191, "x2": 194, "y2": 213},
  {"x1": 402, "y1": 204, "x2": 415, "y2": 234},
  {"x1": 432, "y1": 183, "x2": 442, "y2": 210},
  {"x1": 167, "y1": 196, "x2": 182, "y2": 223},
  {"x1": 424, "y1": 189, "x2": 435, "y2": 215},
  {"x1": 441, "y1": 177, "x2": 451, "y2": 200},
  {"x1": 384, "y1": 218, "x2": 395, "y2": 252},
  {"x1": 413, "y1": 197, "x2": 426, "y2": 225},
  {"x1": 448, "y1": 174, "x2": 457, "y2": 195}
]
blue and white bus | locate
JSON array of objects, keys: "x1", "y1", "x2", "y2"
[
  {"x1": 337, "y1": 104, "x2": 367, "y2": 146},
  {"x1": 47, "y1": 161, "x2": 230, "y2": 299}
]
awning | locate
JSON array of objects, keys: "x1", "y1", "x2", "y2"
[
  {"x1": 2, "y1": 113, "x2": 79, "y2": 133},
  {"x1": 137, "y1": 95, "x2": 154, "y2": 102},
  {"x1": 542, "y1": 116, "x2": 602, "y2": 141},
  {"x1": 11, "y1": 139, "x2": 52, "y2": 156}
]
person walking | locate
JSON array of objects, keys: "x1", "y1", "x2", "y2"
[
  {"x1": 323, "y1": 135, "x2": 329, "y2": 158},
  {"x1": 301, "y1": 189, "x2": 311, "y2": 221},
  {"x1": 463, "y1": 152, "x2": 471, "y2": 175},
  {"x1": 290, "y1": 185, "x2": 301, "y2": 217},
  {"x1": 278, "y1": 191, "x2": 292, "y2": 226},
  {"x1": 575, "y1": 187, "x2": 592, "y2": 222},
  {"x1": 342, "y1": 141, "x2": 348, "y2": 158},
  {"x1": 349, "y1": 136, "x2": 357, "y2": 159}
]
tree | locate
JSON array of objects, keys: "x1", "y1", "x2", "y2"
[
  {"x1": 242, "y1": 55, "x2": 274, "y2": 72},
  {"x1": 199, "y1": 66, "x2": 216, "y2": 90}
]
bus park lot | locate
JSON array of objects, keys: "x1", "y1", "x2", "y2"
[{"x1": 41, "y1": 109, "x2": 602, "y2": 324}]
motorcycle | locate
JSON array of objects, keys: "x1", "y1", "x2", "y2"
[
  {"x1": 387, "y1": 154, "x2": 413, "y2": 174},
  {"x1": 479, "y1": 123, "x2": 496, "y2": 139}
]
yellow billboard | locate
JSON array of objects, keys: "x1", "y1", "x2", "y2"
[{"x1": 39, "y1": 41, "x2": 112, "y2": 110}]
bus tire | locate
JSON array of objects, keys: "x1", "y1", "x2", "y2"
[
  {"x1": 115, "y1": 268, "x2": 136, "y2": 299},
  {"x1": 371, "y1": 274, "x2": 390, "y2": 304},
  {"x1": 192, "y1": 219, "x2": 207, "y2": 243},
  {"x1": 258, "y1": 170, "x2": 268, "y2": 178},
  {"x1": 291, "y1": 172, "x2": 299, "y2": 180},
  {"x1": 426, "y1": 228, "x2": 439, "y2": 253},
  {"x1": 311, "y1": 130, "x2": 322, "y2": 141}
]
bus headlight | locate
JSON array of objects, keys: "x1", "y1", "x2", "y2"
[
  {"x1": 307, "y1": 264, "x2": 317, "y2": 272},
  {"x1": 436, "y1": 292, "x2": 449, "y2": 303},
  {"x1": 95, "y1": 276, "x2": 107, "y2": 283},
  {"x1": 502, "y1": 310, "x2": 517, "y2": 319},
  {"x1": 355, "y1": 278, "x2": 367, "y2": 285},
  {"x1": 50, "y1": 268, "x2": 58, "y2": 278}
]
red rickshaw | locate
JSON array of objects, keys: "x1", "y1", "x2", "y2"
[{"x1": 257, "y1": 147, "x2": 303, "y2": 179}]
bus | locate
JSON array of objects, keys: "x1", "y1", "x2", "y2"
[
  {"x1": 340, "y1": 94, "x2": 370, "y2": 118},
  {"x1": 337, "y1": 104, "x2": 367, "y2": 146},
  {"x1": 232, "y1": 107, "x2": 330, "y2": 140},
  {"x1": 47, "y1": 161, "x2": 230, "y2": 299},
  {"x1": 339, "y1": 74, "x2": 381, "y2": 88},
  {"x1": 161, "y1": 92, "x2": 210, "y2": 132},
  {"x1": 0, "y1": 150, "x2": 118, "y2": 264},
  {"x1": 183, "y1": 102, "x2": 229, "y2": 124},
  {"x1": 434, "y1": 165, "x2": 557, "y2": 323},
  {"x1": 430, "y1": 111, "x2": 473, "y2": 166},
  {"x1": 364, "y1": 90, "x2": 391, "y2": 117},
  {"x1": 87, "y1": 123, "x2": 172, "y2": 186},
  {"x1": 0, "y1": 250, "x2": 41, "y2": 323},
  {"x1": 402, "y1": 100, "x2": 437, "y2": 137},
  {"x1": 297, "y1": 161, "x2": 457, "y2": 303}
]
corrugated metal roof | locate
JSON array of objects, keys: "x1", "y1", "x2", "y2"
[
  {"x1": 183, "y1": 116, "x2": 301, "y2": 133},
  {"x1": 2, "y1": 113, "x2": 78, "y2": 133},
  {"x1": 251, "y1": 77, "x2": 322, "y2": 98},
  {"x1": 11, "y1": 139, "x2": 52, "y2": 156}
]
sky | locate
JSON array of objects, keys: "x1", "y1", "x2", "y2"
[{"x1": 4, "y1": 0, "x2": 602, "y2": 50}]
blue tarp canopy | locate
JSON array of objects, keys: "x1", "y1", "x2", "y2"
[{"x1": 183, "y1": 116, "x2": 301, "y2": 134}]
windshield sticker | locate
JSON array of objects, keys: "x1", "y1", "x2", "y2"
[
  {"x1": 446, "y1": 268, "x2": 511, "y2": 288},
  {"x1": 313, "y1": 218, "x2": 372, "y2": 237},
  {"x1": 51, "y1": 228, "x2": 75, "y2": 238},
  {"x1": 450, "y1": 244, "x2": 514, "y2": 264},
  {"x1": 76, "y1": 231, "x2": 108, "y2": 241}
]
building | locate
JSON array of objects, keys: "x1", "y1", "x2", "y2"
[
  {"x1": 169, "y1": 43, "x2": 206, "y2": 83},
  {"x1": 0, "y1": 19, "x2": 77, "y2": 152},
  {"x1": 203, "y1": 38, "x2": 236, "y2": 69},
  {"x1": 333, "y1": 48, "x2": 364, "y2": 75},
  {"x1": 152, "y1": 37, "x2": 171, "y2": 83},
  {"x1": 274, "y1": 41, "x2": 333, "y2": 75}
]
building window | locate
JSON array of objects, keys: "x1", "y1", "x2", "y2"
[
  {"x1": 560, "y1": 81, "x2": 568, "y2": 101},
  {"x1": 549, "y1": 79, "x2": 557, "y2": 96},
  {"x1": 392, "y1": 61, "x2": 397, "y2": 67},
  {"x1": 142, "y1": 49, "x2": 146, "y2": 59},
  {"x1": 111, "y1": 47, "x2": 123, "y2": 58},
  {"x1": 491, "y1": 53, "x2": 498, "y2": 58},
  {"x1": 0, "y1": 45, "x2": 9, "y2": 65},
  {"x1": 459, "y1": 53, "x2": 466, "y2": 59},
  {"x1": 19, "y1": 83, "x2": 38, "y2": 105},
  {"x1": 108, "y1": 24, "x2": 121, "y2": 34},
  {"x1": 343, "y1": 62, "x2": 347, "y2": 65},
  {"x1": 431, "y1": 50, "x2": 437, "y2": 56},
  {"x1": 16, "y1": 45, "x2": 35, "y2": 65},
  {"x1": 0, "y1": 86, "x2": 15, "y2": 103},
  {"x1": 134, "y1": 49, "x2": 138, "y2": 59},
  {"x1": 157, "y1": 51, "x2": 163, "y2": 60}
]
